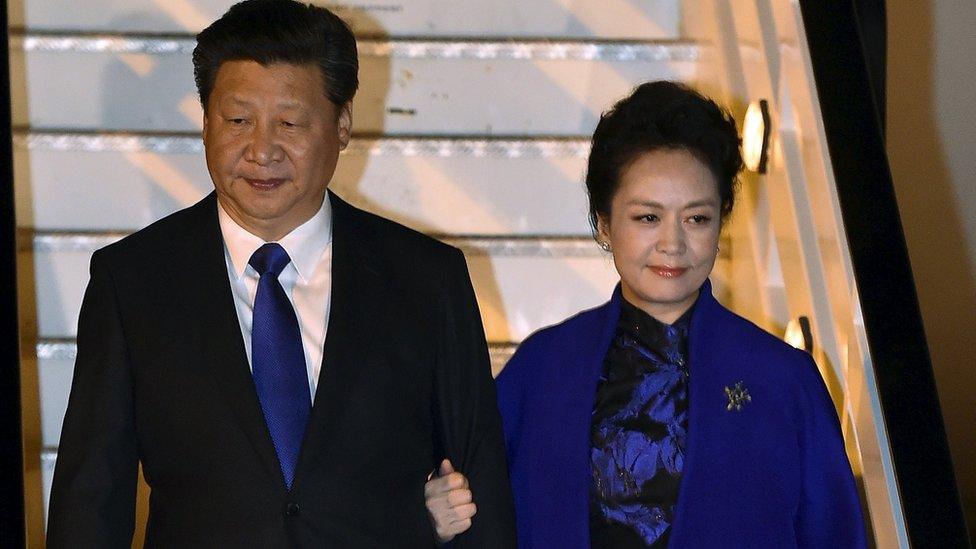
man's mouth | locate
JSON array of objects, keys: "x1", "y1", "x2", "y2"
[{"x1": 243, "y1": 178, "x2": 287, "y2": 191}]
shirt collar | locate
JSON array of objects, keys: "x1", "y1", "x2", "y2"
[
  {"x1": 618, "y1": 297, "x2": 694, "y2": 361},
  {"x1": 217, "y1": 192, "x2": 333, "y2": 283}
]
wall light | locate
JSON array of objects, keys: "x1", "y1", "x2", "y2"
[
  {"x1": 742, "y1": 99, "x2": 771, "y2": 173},
  {"x1": 784, "y1": 316, "x2": 813, "y2": 353}
]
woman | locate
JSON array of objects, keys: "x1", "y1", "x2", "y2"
[{"x1": 426, "y1": 81, "x2": 866, "y2": 547}]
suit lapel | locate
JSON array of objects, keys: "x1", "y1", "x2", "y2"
[
  {"x1": 291, "y1": 194, "x2": 388, "y2": 491},
  {"x1": 170, "y1": 193, "x2": 286, "y2": 491}
]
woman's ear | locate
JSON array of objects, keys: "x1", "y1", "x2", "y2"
[{"x1": 596, "y1": 213, "x2": 611, "y2": 243}]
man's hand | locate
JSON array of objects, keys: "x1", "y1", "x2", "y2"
[{"x1": 425, "y1": 459, "x2": 476, "y2": 543}]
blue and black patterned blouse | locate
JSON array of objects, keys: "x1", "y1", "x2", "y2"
[{"x1": 589, "y1": 298, "x2": 693, "y2": 548}]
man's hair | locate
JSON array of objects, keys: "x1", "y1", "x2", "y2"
[
  {"x1": 193, "y1": 0, "x2": 359, "y2": 111},
  {"x1": 585, "y1": 80, "x2": 743, "y2": 233}
]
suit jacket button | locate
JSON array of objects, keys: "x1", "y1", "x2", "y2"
[{"x1": 286, "y1": 502, "x2": 301, "y2": 517}]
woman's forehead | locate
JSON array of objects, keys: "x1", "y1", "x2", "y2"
[{"x1": 615, "y1": 150, "x2": 719, "y2": 206}]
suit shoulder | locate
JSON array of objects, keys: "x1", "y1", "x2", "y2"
[
  {"x1": 344, "y1": 199, "x2": 459, "y2": 262},
  {"x1": 94, "y1": 198, "x2": 212, "y2": 267}
]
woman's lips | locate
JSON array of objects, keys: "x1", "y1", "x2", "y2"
[
  {"x1": 650, "y1": 266, "x2": 688, "y2": 278},
  {"x1": 244, "y1": 178, "x2": 286, "y2": 190}
]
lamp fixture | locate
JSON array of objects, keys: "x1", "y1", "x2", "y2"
[
  {"x1": 784, "y1": 316, "x2": 813, "y2": 353},
  {"x1": 742, "y1": 99, "x2": 771, "y2": 173}
]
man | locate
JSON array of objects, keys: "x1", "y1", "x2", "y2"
[{"x1": 46, "y1": 1, "x2": 515, "y2": 546}]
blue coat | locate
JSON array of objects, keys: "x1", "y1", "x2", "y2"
[{"x1": 495, "y1": 281, "x2": 867, "y2": 548}]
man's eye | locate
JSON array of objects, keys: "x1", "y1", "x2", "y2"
[
  {"x1": 690, "y1": 214, "x2": 712, "y2": 224},
  {"x1": 282, "y1": 121, "x2": 297, "y2": 128},
  {"x1": 228, "y1": 118, "x2": 247, "y2": 125},
  {"x1": 636, "y1": 214, "x2": 659, "y2": 223}
]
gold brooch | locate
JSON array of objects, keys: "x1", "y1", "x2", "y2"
[{"x1": 725, "y1": 381, "x2": 752, "y2": 411}]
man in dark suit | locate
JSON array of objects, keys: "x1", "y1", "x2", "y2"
[{"x1": 46, "y1": 1, "x2": 515, "y2": 546}]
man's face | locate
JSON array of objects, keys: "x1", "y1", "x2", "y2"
[{"x1": 203, "y1": 60, "x2": 351, "y2": 241}]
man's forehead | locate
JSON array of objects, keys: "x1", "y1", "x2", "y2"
[
  {"x1": 210, "y1": 60, "x2": 329, "y2": 95},
  {"x1": 215, "y1": 59, "x2": 324, "y2": 77},
  {"x1": 222, "y1": 95, "x2": 309, "y2": 110}
]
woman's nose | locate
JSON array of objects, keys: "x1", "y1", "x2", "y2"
[{"x1": 655, "y1": 221, "x2": 686, "y2": 255}]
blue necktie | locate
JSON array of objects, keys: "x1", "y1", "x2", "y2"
[{"x1": 249, "y1": 243, "x2": 311, "y2": 489}]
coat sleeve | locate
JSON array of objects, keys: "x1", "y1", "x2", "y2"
[
  {"x1": 794, "y1": 353, "x2": 868, "y2": 548},
  {"x1": 434, "y1": 248, "x2": 517, "y2": 548},
  {"x1": 493, "y1": 335, "x2": 533, "y2": 467},
  {"x1": 47, "y1": 250, "x2": 138, "y2": 548}
]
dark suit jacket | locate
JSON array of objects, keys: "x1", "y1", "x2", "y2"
[
  {"x1": 47, "y1": 192, "x2": 516, "y2": 548},
  {"x1": 496, "y1": 280, "x2": 866, "y2": 548}
]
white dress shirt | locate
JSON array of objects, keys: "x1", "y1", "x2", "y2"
[{"x1": 217, "y1": 194, "x2": 333, "y2": 402}]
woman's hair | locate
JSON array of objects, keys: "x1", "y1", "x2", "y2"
[
  {"x1": 192, "y1": 0, "x2": 359, "y2": 112},
  {"x1": 585, "y1": 81, "x2": 743, "y2": 232}
]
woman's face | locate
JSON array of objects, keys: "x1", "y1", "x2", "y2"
[{"x1": 598, "y1": 148, "x2": 722, "y2": 324}]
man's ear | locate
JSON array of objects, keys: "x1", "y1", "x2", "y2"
[{"x1": 337, "y1": 101, "x2": 352, "y2": 150}]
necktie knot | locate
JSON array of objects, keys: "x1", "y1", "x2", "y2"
[{"x1": 249, "y1": 243, "x2": 291, "y2": 277}]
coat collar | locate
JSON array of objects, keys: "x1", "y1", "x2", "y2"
[
  {"x1": 578, "y1": 284, "x2": 623, "y2": 397},
  {"x1": 592, "y1": 279, "x2": 719, "y2": 368}
]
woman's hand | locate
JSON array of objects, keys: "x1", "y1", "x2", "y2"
[{"x1": 424, "y1": 459, "x2": 477, "y2": 543}]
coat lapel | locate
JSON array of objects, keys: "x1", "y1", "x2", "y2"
[
  {"x1": 290, "y1": 193, "x2": 388, "y2": 491},
  {"x1": 543, "y1": 286, "x2": 621, "y2": 545},
  {"x1": 169, "y1": 193, "x2": 286, "y2": 491},
  {"x1": 670, "y1": 279, "x2": 728, "y2": 542}
]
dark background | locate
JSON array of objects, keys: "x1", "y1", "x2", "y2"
[
  {"x1": 1, "y1": 0, "x2": 26, "y2": 542},
  {"x1": 801, "y1": 0, "x2": 969, "y2": 545}
]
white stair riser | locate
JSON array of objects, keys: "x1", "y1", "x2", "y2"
[
  {"x1": 15, "y1": 141, "x2": 594, "y2": 234},
  {"x1": 16, "y1": 0, "x2": 681, "y2": 39},
  {"x1": 11, "y1": 45, "x2": 699, "y2": 134}
]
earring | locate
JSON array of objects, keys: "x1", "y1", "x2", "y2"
[{"x1": 600, "y1": 241, "x2": 612, "y2": 252}]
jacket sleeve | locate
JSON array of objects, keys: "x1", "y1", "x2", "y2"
[
  {"x1": 794, "y1": 353, "x2": 868, "y2": 548},
  {"x1": 47, "y1": 250, "x2": 138, "y2": 548},
  {"x1": 434, "y1": 248, "x2": 517, "y2": 548}
]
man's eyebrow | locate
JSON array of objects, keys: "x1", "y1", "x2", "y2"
[
  {"x1": 225, "y1": 96, "x2": 254, "y2": 107},
  {"x1": 221, "y1": 97, "x2": 308, "y2": 110},
  {"x1": 275, "y1": 100, "x2": 308, "y2": 110}
]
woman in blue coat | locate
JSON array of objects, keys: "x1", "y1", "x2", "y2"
[{"x1": 425, "y1": 81, "x2": 866, "y2": 548}]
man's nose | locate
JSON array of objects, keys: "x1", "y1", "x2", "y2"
[{"x1": 245, "y1": 125, "x2": 283, "y2": 165}]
